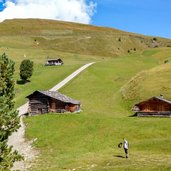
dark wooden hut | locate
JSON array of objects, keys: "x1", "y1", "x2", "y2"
[
  {"x1": 26, "y1": 90, "x2": 81, "y2": 115},
  {"x1": 133, "y1": 96, "x2": 171, "y2": 117},
  {"x1": 45, "y1": 58, "x2": 64, "y2": 66}
]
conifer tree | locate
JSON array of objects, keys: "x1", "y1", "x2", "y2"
[{"x1": 0, "y1": 53, "x2": 22, "y2": 170}]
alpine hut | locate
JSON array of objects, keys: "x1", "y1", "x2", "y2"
[
  {"x1": 133, "y1": 96, "x2": 171, "y2": 117},
  {"x1": 26, "y1": 90, "x2": 81, "y2": 115},
  {"x1": 45, "y1": 58, "x2": 63, "y2": 66}
]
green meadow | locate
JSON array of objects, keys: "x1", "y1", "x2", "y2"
[
  {"x1": 24, "y1": 48, "x2": 171, "y2": 171},
  {"x1": 0, "y1": 19, "x2": 171, "y2": 170},
  {"x1": 0, "y1": 47, "x2": 100, "y2": 107}
]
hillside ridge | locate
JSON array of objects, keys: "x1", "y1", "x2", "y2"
[{"x1": 0, "y1": 19, "x2": 171, "y2": 57}]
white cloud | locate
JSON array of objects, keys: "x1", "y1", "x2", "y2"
[{"x1": 0, "y1": 0, "x2": 96, "y2": 24}]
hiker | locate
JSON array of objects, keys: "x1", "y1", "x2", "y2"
[{"x1": 123, "y1": 138, "x2": 129, "y2": 158}]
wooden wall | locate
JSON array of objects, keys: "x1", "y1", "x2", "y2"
[
  {"x1": 139, "y1": 100, "x2": 171, "y2": 112},
  {"x1": 65, "y1": 104, "x2": 80, "y2": 112},
  {"x1": 49, "y1": 99, "x2": 66, "y2": 112},
  {"x1": 29, "y1": 98, "x2": 48, "y2": 115},
  {"x1": 28, "y1": 92, "x2": 80, "y2": 114}
]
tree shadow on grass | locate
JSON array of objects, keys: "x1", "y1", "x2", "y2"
[
  {"x1": 113, "y1": 155, "x2": 125, "y2": 158},
  {"x1": 16, "y1": 80, "x2": 30, "y2": 85}
]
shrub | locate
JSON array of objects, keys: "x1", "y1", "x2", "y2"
[
  {"x1": 153, "y1": 37, "x2": 157, "y2": 41},
  {"x1": 164, "y1": 60, "x2": 169, "y2": 64},
  {"x1": 20, "y1": 59, "x2": 34, "y2": 82},
  {"x1": 118, "y1": 37, "x2": 121, "y2": 42}
]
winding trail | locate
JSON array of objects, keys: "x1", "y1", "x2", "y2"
[{"x1": 8, "y1": 62, "x2": 95, "y2": 170}]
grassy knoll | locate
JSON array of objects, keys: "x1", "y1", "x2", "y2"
[{"x1": 25, "y1": 48, "x2": 171, "y2": 170}]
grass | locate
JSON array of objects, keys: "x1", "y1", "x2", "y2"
[
  {"x1": 121, "y1": 48, "x2": 171, "y2": 104},
  {"x1": 0, "y1": 19, "x2": 171, "y2": 57},
  {"x1": 0, "y1": 19, "x2": 170, "y2": 170},
  {"x1": 24, "y1": 48, "x2": 171, "y2": 171},
  {"x1": 0, "y1": 47, "x2": 101, "y2": 107},
  {"x1": 26, "y1": 115, "x2": 171, "y2": 171}
]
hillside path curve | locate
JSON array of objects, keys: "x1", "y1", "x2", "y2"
[{"x1": 8, "y1": 62, "x2": 95, "y2": 170}]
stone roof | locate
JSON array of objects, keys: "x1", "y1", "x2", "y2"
[{"x1": 27, "y1": 90, "x2": 80, "y2": 105}]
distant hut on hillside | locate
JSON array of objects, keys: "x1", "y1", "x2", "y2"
[
  {"x1": 45, "y1": 58, "x2": 64, "y2": 66},
  {"x1": 26, "y1": 90, "x2": 81, "y2": 115},
  {"x1": 133, "y1": 96, "x2": 171, "y2": 117}
]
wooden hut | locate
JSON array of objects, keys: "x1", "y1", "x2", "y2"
[
  {"x1": 45, "y1": 58, "x2": 64, "y2": 66},
  {"x1": 133, "y1": 96, "x2": 171, "y2": 117},
  {"x1": 26, "y1": 90, "x2": 81, "y2": 115}
]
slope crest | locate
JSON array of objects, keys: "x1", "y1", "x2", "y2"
[{"x1": 121, "y1": 63, "x2": 171, "y2": 102}]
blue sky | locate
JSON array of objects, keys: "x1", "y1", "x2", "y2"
[
  {"x1": 0, "y1": 0, "x2": 170, "y2": 38},
  {"x1": 91, "y1": 0, "x2": 171, "y2": 38}
]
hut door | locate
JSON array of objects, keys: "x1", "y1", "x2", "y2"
[
  {"x1": 38, "y1": 108, "x2": 43, "y2": 114},
  {"x1": 51, "y1": 102, "x2": 56, "y2": 110}
]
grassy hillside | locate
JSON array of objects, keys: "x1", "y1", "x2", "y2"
[
  {"x1": 0, "y1": 19, "x2": 170, "y2": 170},
  {"x1": 121, "y1": 48, "x2": 171, "y2": 104},
  {"x1": 25, "y1": 48, "x2": 171, "y2": 171},
  {"x1": 0, "y1": 49, "x2": 99, "y2": 107},
  {"x1": 1, "y1": 18, "x2": 170, "y2": 107},
  {"x1": 0, "y1": 19, "x2": 171, "y2": 57}
]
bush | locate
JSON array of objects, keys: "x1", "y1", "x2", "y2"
[
  {"x1": 118, "y1": 37, "x2": 121, "y2": 42},
  {"x1": 20, "y1": 59, "x2": 34, "y2": 82},
  {"x1": 164, "y1": 60, "x2": 169, "y2": 64},
  {"x1": 153, "y1": 37, "x2": 157, "y2": 41}
]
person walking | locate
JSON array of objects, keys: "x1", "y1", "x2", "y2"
[{"x1": 123, "y1": 138, "x2": 129, "y2": 158}]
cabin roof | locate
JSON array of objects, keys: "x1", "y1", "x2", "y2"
[
  {"x1": 47, "y1": 58, "x2": 63, "y2": 62},
  {"x1": 135, "y1": 96, "x2": 171, "y2": 106},
  {"x1": 26, "y1": 90, "x2": 80, "y2": 105}
]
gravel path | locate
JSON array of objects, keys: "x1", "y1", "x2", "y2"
[{"x1": 7, "y1": 62, "x2": 95, "y2": 171}]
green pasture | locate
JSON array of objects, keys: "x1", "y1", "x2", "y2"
[
  {"x1": 1, "y1": 19, "x2": 171, "y2": 170},
  {"x1": 0, "y1": 47, "x2": 101, "y2": 107},
  {"x1": 24, "y1": 48, "x2": 171, "y2": 170},
  {"x1": 122, "y1": 48, "x2": 171, "y2": 103}
]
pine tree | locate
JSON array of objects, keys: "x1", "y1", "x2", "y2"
[{"x1": 0, "y1": 53, "x2": 22, "y2": 170}]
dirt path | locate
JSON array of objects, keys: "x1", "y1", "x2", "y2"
[{"x1": 7, "y1": 62, "x2": 95, "y2": 171}]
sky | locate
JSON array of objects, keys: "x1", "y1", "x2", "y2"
[{"x1": 0, "y1": 0, "x2": 170, "y2": 38}]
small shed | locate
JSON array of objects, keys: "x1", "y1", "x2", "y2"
[
  {"x1": 45, "y1": 58, "x2": 64, "y2": 66},
  {"x1": 26, "y1": 90, "x2": 81, "y2": 115},
  {"x1": 133, "y1": 96, "x2": 171, "y2": 117}
]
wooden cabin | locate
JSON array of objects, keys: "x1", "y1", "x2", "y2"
[
  {"x1": 45, "y1": 58, "x2": 64, "y2": 66},
  {"x1": 133, "y1": 96, "x2": 171, "y2": 117},
  {"x1": 26, "y1": 90, "x2": 81, "y2": 115}
]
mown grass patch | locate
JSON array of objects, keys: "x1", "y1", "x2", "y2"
[{"x1": 26, "y1": 115, "x2": 171, "y2": 171}]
